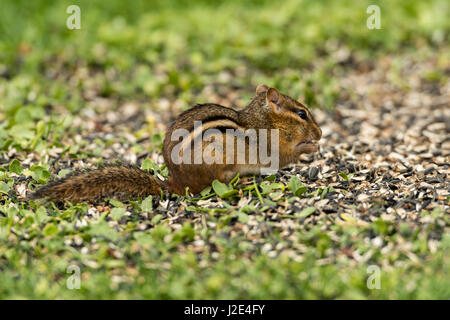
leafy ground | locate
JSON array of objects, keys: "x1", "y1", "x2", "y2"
[{"x1": 0, "y1": 0, "x2": 449, "y2": 299}]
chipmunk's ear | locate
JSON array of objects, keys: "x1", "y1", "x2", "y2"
[
  {"x1": 297, "y1": 97, "x2": 306, "y2": 104},
  {"x1": 266, "y1": 87, "x2": 282, "y2": 113},
  {"x1": 256, "y1": 84, "x2": 269, "y2": 95}
]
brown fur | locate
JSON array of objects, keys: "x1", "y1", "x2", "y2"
[
  {"x1": 30, "y1": 85, "x2": 322, "y2": 202},
  {"x1": 29, "y1": 165, "x2": 165, "y2": 202}
]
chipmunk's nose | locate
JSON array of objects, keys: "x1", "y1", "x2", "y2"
[{"x1": 314, "y1": 126, "x2": 322, "y2": 141}]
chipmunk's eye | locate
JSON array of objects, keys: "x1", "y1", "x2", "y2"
[{"x1": 297, "y1": 110, "x2": 308, "y2": 120}]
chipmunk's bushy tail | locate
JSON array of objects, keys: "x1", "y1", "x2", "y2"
[{"x1": 29, "y1": 165, "x2": 165, "y2": 202}]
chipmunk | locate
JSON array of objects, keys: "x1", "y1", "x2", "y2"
[{"x1": 29, "y1": 84, "x2": 322, "y2": 202}]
